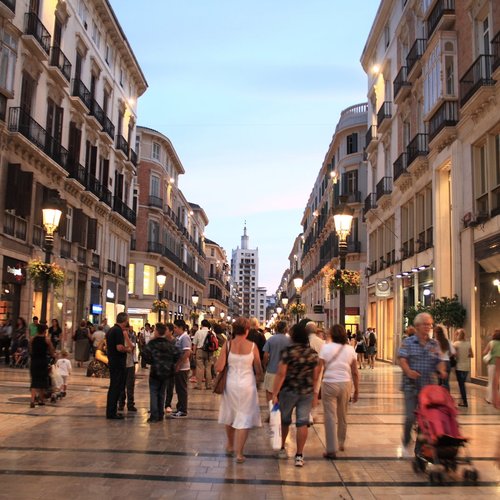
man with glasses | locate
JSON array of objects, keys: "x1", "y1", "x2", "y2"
[{"x1": 398, "y1": 312, "x2": 447, "y2": 456}]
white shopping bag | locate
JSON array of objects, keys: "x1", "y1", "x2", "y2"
[
  {"x1": 50, "y1": 365, "x2": 63, "y2": 389},
  {"x1": 269, "y1": 403, "x2": 282, "y2": 450}
]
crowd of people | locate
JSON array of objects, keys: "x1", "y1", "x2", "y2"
[{"x1": 0, "y1": 310, "x2": 498, "y2": 467}]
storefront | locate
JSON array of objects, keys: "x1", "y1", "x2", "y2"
[{"x1": 1, "y1": 257, "x2": 26, "y2": 322}]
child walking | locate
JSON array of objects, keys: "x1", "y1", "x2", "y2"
[{"x1": 56, "y1": 350, "x2": 72, "y2": 396}]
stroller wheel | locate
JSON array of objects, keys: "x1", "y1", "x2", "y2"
[
  {"x1": 412, "y1": 460, "x2": 420, "y2": 473},
  {"x1": 429, "y1": 471, "x2": 437, "y2": 484},
  {"x1": 50, "y1": 395, "x2": 56, "y2": 403},
  {"x1": 463, "y1": 468, "x2": 478, "y2": 483}
]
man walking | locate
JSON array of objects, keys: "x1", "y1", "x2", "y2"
[
  {"x1": 192, "y1": 319, "x2": 213, "y2": 390},
  {"x1": 263, "y1": 321, "x2": 290, "y2": 404},
  {"x1": 118, "y1": 324, "x2": 138, "y2": 412},
  {"x1": 398, "y1": 312, "x2": 446, "y2": 455},
  {"x1": 105, "y1": 312, "x2": 133, "y2": 420},
  {"x1": 170, "y1": 319, "x2": 191, "y2": 418}
]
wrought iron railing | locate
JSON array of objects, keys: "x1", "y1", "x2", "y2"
[
  {"x1": 376, "y1": 176, "x2": 393, "y2": 201},
  {"x1": 365, "y1": 125, "x2": 377, "y2": 147},
  {"x1": 116, "y1": 134, "x2": 129, "y2": 157},
  {"x1": 393, "y1": 152, "x2": 408, "y2": 182},
  {"x1": 24, "y1": 12, "x2": 50, "y2": 54},
  {"x1": 147, "y1": 241, "x2": 163, "y2": 254},
  {"x1": 113, "y1": 197, "x2": 136, "y2": 225},
  {"x1": 427, "y1": 0, "x2": 455, "y2": 39},
  {"x1": 459, "y1": 54, "x2": 496, "y2": 107},
  {"x1": 148, "y1": 195, "x2": 163, "y2": 208},
  {"x1": 428, "y1": 100, "x2": 458, "y2": 141},
  {"x1": 377, "y1": 101, "x2": 392, "y2": 128},
  {"x1": 394, "y1": 66, "x2": 410, "y2": 97},
  {"x1": 130, "y1": 149, "x2": 138, "y2": 166},
  {"x1": 364, "y1": 193, "x2": 377, "y2": 214},
  {"x1": 49, "y1": 46, "x2": 71, "y2": 82},
  {"x1": 407, "y1": 133, "x2": 429, "y2": 166},
  {"x1": 406, "y1": 39, "x2": 426, "y2": 74},
  {"x1": 492, "y1": 31, "x2": 500, "y2": 72},
  {"x1": 89, "y1": 97, "x2": 105, "y2": 126},
  {"x1": 71, "y1": 78, "x2": 92, "y2": 109},
  {"x1": 103, "y1": 116, "x2": 115, "y2": 140}
]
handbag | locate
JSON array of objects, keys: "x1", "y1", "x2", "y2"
[
  {"x1": 213, "y1": 341, "x2": 230, "y2": 394},
  {"x1": 483, "y1": 352, "x2": 492, "y2": 364},
  {"x1": 449, "y1": 354, "x2": 457, "y2": 368}
]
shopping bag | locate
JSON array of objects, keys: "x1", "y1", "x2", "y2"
[
  {"x1": 50, "y1": 365, "x2": 63, "y2": 389},
  {"x1": 269, "y1": 403, "x2": 282, "y2": 450}
]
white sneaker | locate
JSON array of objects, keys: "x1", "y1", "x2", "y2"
[
  {"x1": 400, "y1": 444, "x2": 412, "y2": 458},
  {"x1": 294, "y1": 455, "x2": 304, "y2": 467},
  {"x1": 276, "y1": 448, "x2": 288, "y2": 459}
]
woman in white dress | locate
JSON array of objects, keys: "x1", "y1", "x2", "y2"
[{"x1": 215, "y1": 317, "x2": 262, "y2": 463}]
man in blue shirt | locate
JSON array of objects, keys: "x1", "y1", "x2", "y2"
[
  {"x1": 398, "y1": 312, "x2": 446, "y2": 455},
  {"x1": 263, "y1": 321, "x2": 290, "y2": 404}
]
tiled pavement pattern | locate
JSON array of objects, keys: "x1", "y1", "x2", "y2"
[{"x1": 0, "y1": 362, "x2": 498, "y2": 499}]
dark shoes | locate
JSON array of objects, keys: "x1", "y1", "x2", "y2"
[
  {"x1": 147, "y1": 417, "x2": 161, "y2": 423},
  {"x1": 127, "y1": 406, "x2": 137, "y2": 412},
  {"x1": 29, "y1": 402, "x2": 35, "y2": 408},
  {"x1": 323, "y1": 452, "x2": 337, "y2": 459},
  {"x1": 106, "y1": 414, "x2": 124, "y2": 420},
  {"x1": 458, "y1": 402, "x2": 468, "y2": 407}
]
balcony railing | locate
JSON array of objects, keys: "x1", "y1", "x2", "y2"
[
  {"x1": 365, "y1": 125, "x2": 377, "y2": 147},
  {"x1": 100, "y1": 186, "x2": 112, "y2": 207},
  {"x1": 428, "y1": 100, "x2": 458, "y2": 141},
  {"x1": 147, "y1": 241, "x2": 163, "y2": 254},
  {"x1": 427, "y1": 0, "x2": 455, "y2": 40},
  {"x1": 8, "y1": 107, "x2": 68, "y2": 171},
  {"x1": 493, "y1": 31, "x2": 500, "y2": 73},
  {"x1": 116, "y1": 135, "x2": 129, "y2": 157},
  {"x1": 364, "y1": 193, "x2": 377, "y2": 214},
  {"x1": 341, "y1": 190, "x2": 362, "y2": 203},
  {"x1": 89, "y1": 97, "x2": 105, "y2": 126},
  {"x1": 376, "y1": 176, "x2": 393, "y2": 201},
  {"x1": 406, "y1": 39, "x2": 426, "y2": 74},
  {"x1": 393, "y1": 152, "x2": 408, "y2": 182},
  {"x1": 67, "y1": 161, "x2": 86, "y2": 186},
  {"x1": 407, "y1": 133, "x2": 429, "y2": 166},
  {"x1": 377, "y1": 101, "x2": 392, "y2": 128},
  {"x1": 394, "y1": 66, "x2": 410, "y2": 98},
  {"x1": 113, "y1": 197, "x2": 136, "y2": 225},
  {"x1": 1, "y1": 0, "x2": 16, "y2": 13},
  {"x1": 148, "y1": 195, "x2": 163, "y2": 208},
  {"x1": 87, "y1": 173, "x2": 104, "y2": 200},
  {"x1": 49, "y1": 46, "x2": 71, "y2": 82},
  {"x1": 24, "y1": 12, "x2": 50, "y2": 55},
  {"x1": 130, "y1": 149, "x2": 138, "y2": 166},
  {"x1": 102, "y1": 116, "x2": 115, "y2": 141},
  {"x1": 347, "y1": 241, "x2": 362, "y2": 253},
  {"x1": 92, "y1": 253, "x2": 100, "y2": 269},
  {"x1": 71, "y1": 78, "x2": 92, "y2": 109},
  {"x1": 459, "y1": 54, "x2": 496, "y2": 107}
]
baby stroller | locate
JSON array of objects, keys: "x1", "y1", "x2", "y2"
[
  {"x1": 48, "y1": 360, "x2": 64, "y2": 403},
  {"x1": 412, "y1": 385, "x2": 478, "y2": 484}
]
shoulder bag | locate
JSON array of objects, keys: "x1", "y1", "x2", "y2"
[{"x1": 213, "y1": 341, "x2": 231, "y2": 395}]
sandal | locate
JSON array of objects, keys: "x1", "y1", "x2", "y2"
[
  {"x1": 236, "y1": 456, "x2": 246, "y2": 464},
  {"x1": 225, "y1": 449, "x2": 234, "y2": 457}
]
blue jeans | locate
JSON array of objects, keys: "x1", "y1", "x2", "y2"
[
  {"x1": 455, "y1": 370, "x2": 468, "y2": 405},
  {"x1": 149, "y1": 377, "x2": 168, "y2": 420},
  {"x1": 403, "y1": 386, "x2": 418, "y2": 447},
  {"x1": 279, "y1": 388, "x2": 314, "y2": 428}
]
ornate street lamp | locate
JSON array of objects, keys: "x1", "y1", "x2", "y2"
[
  {"x1": 276, "y1": 306, "x2": 282, "y2": 317},
  {"x1": 209, "y1": 303, "x2": 215, "y2": 318},
  {"x1": 192, "y1": 290, "x2": 199, "y2": 313},
  {"x1": 292, "y1": 271, "x2": 303, "y2": 323},
  {"x1": 333, "y1": 196, "x2": 354, "y2": 327},
  {"x1": 220, "y1": 311, "x2": 225, "y2": 320},
  {"x1": 156, "y1": 266, "x2": 167, "y2": 322},
  {"x1": 40, "y1": 193, "x2": 63, "y2": 324}
]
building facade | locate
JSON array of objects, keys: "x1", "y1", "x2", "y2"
[
  {"x1": 300, "y1": 103, "x2": 368, "y2": 332},
  {"x1": 231, "y1": 226, "x2": 260, "y2": 318},
  {"x1": 361, "y1": 0, "x2": 500, "y2": 379},
  {"x1": 203, "y1": 238, "x2": 229, "y2": 320},
  {"x1": 0, "y1": 0, "x2": 146, "y2": 337},
  {"x1": 128, "y1": 126, "x2": 207, "y2": 331}
]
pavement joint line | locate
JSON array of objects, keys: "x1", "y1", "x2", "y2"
[{"x1": 0, "y1": 469, "x2": 497, "y2": 487}]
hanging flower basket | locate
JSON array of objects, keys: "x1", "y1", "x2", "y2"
[
  {"x1": 289, "y1": 303, "x2": 307, "y2": 316},
  {"x1": 26, "y1": 259, "x2": 65, "y2": 288},
  {"x1": 152, "y1": 299, "x2": 169, "y2": 312},
  {"x1": 324, "y1": 268, "x2": 361, "y2": 293}
]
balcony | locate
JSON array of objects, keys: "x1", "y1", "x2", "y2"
[
  {"x1": 393, "y1": 66, "x2": 411, "y2": 101},
  {"x1": 102, "y1": 116, "x2": 115, "y2": 142},
  {"x1": 459, "y1": 55, "x2": 496, "y2": 108},
  {"x1": 116, "y1": 135, "x2": 129, "y2": 158},
  {"x1": 365, "y1": 125, "x2": 377, "y2": 153},
  {"x1": 8, "y1": 107, "x2": 69, "y2": 172},
  {"x1": 428, "y1": 100, "x2": 458, "y2": 146},
  {"x1": 148, "y1": 195, "x2": 163, "y2": 209},
  {"x1": 427, "y1": 0, "x2": 455, "y2": 40},
  {"x1": 48, "y1": 46, "x2": 71, "y2": 86},
  {"x1": 71, "y1": 78, "x2": 91, "y2": 111},
  {"x1": 23, "y1": 12, "x2": 50, "y2": 59},
  {"x1": 493, "y1": 31, "x2": 500, "y2": 76},
  {"x1": 393, "y1": 152, "x2": 409, "y2": 184},
  {"x1": 113, "y1": 197, "x2": 136, "y2": 225},
  {"x1": 407, "y1": 133, "x2": 429, "y2": 172},
  {"x1": 88, "y1": 97, "x2": 105, "y2": 128},
  {"x1": 406, "y1": 39, "x2": 426, "y2": 78},
  {"x1": 0, "y1": 0, "x2": 16, "y2": 18},
  {"x1": 130, "y1": 149, "x2": 138, "y2": 167},
  {"x1": 376, "y1": 176, "x2": 392, "y2": 201},
  {"x1": 341, "y1": 190, "x2": 362, "y2": 204},
  {"x1": 363, "y1": 193, "x2": 377, "y2": 216},
  {"x1": 67, "y1": 161, "x2": 87, "y2": 186},
  {"x1": 347, "y1": 241, "x2": 361, "y2": 253},
  {"x1": 147, "y1": 241, "x2": 163, "y2": 254},
  {"x1": 376, "y1": 101, "x2": 392, "y2": 133},
  {"x1": 100, "y1": 186, "x2": 112, "y2": 207},
  {"x1": 86, "y1": 173, "x2": 105, "y2": 200}
]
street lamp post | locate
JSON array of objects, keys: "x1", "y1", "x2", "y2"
[
  {"x1": 40, "y1": 194, "x2": 63, "y2": 325},
  {"x1": 281, "y1": 292, "x2": 289, "y2": 321},
  {"x1": 192, "y1": 290, "x2": 199, "y2": 316},
  {"x1": 276, "y1": 306, "x2": 282, "y2": 317},
  {"x1": 209, "y1": 303, "x2": 215, "y2": 318},
  {"x1": 156, "y1": 266, "x2": 167, "y2": 323},
  {"x1": 292, "y1": 273, "x2": 303, "y2": 324},
  {"x1": 220, "y1": 311, "x2": 225, "y2": 321},
  {"x1": 333, "y1": 196, "x2": 354, "y2": 327}
]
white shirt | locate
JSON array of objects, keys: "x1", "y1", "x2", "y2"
[
  {"x1": 309, "y1": 333, "x2": 324, "y2": 354},
  {"x1": 319, "y1": 343, "x2": 356, "y2": 383},
  {"x1": 193, "y1": 327, "x2": 210, "y2": 349},
  {"x1": 56, "y1": 358, "x2": 72, "y2": 377}
]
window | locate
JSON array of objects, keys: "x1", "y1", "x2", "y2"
[
  {"x1": 148, "y1": 220, "x2": 159, "y2": 243},
  {"x1": 150, "y1": 174, "x2": 160, "y2": 197},
  {"x1": 128, "y1": 263, "x2": 135, "y2": 294},
  {"x1": 346, "y1": 133, "x2": 358, "y2": 154},
  {"x1": 77, "y1": 0, "x2": 88, "y2": 26},
  {"x1": 152, "y1": 142, "x2": 161, "y2": 161},
  {"x1": 0, "y1": 30, "x2": 17, "y2": 94},
  {"x1": 482, "y1": 17, "x2": 490, "y2": 55},
  {"x1": 474, "y1": 143, "x2": 489, "y2": 214},
  {"x1": 91, "y1": 21, "x2": 101, "y2": 49},
  {"x1": 65, "y1": 206, "x2": 73, "y2": 241},
  {"x1": 143, "y1": 265, "x2": 155, "y2": 295},
  {"x1": 105, "y1": 44, "x2": 113, "y2": 66},
  {"x1": 384, "y1": 24, "x2": 390, "y2": 49}
]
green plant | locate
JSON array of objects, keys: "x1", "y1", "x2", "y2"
[
  {"x1": 289, "y1": 303, "x2": 306, "y2": 316},
  {"x1": 26, "y1": 259, "x2": 65, "y2": 288},
  {"x1": 432, "y1": 295, "x2": 466, "y2": 329},
  {"x1": 152, "y1": 299, "x2": 169, "y2": 312}
]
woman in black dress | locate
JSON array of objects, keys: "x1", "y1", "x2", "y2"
[
  {"x1": 30, "y1": 323, "x2": 55, "y2": 407},
  {"x1": 48, "y1": 318, "x2": 62, "y2": 350}
]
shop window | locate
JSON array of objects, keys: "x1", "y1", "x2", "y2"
[
  {"x1": 143, "y1": 265, "x2": 155, "y2": 295},
  {"x1": 128, "y1": 263, "x2": 135, "y2": 295}
]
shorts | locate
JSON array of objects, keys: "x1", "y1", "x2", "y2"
[
  {"x1": 264, "y1": 372, "x2": 276, "y2": 393},
  {"x1": 61, "y1": 375, "x2": 68, "y2": 385},
  {"x1": 367, "y1": 346, "x2": 376, "y2": 356},
  {"x1": 278, "y1": 388, "x2": 313, "y2": 428}
]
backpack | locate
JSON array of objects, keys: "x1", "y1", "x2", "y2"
[{"x1": 202, "y1": 330, "x2": 219, "y2": 352}]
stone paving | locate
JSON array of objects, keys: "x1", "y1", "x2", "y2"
[{"x1": 0, "y1": 361, "x2": 498, "y2": 499}]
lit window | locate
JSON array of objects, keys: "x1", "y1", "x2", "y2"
[
  {"x1": 128, "y1": 264, "x2": 135, "y2": 294},
  {"x1": 143, "y1": 265, "x2": 156, "y2": 295}
]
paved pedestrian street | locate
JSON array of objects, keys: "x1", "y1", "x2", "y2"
[{"x1": 0, "y1": 363, "x2": 498, "y2": 500}]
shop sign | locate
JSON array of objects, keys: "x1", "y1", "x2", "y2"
[
  {"x1": 3, "y1": 257, "x2": 26, "y2": 284},
  {"x1": 127, "y1": 308, "x2": 151, "y2": 315},
  {"x1": 92, "y1": 304, "x2": 103, "y2": 314}
]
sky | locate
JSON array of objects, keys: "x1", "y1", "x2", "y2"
[{"x1": 110, "y1": 0, "x2": 380, "y2": 292}]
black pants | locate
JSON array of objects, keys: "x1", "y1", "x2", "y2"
[
  {"x1": 0, "y1": 337, "x2": 11, "y2": 364},
  {"x1": 106, "y1": 363, "x2": 127, "y2": 418},
  {"x1": 119, "y1": 366, "x2": 136, "y2": 408},
  {"x1": 456, "y1": 370, "x2": 468, "y2": 404},
  {"x1": 164, "y1": 376, "x2": 175, "y2": 408},
  {"x1": 174, "y1": 370, "x2": 188, "y2": 413}
]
